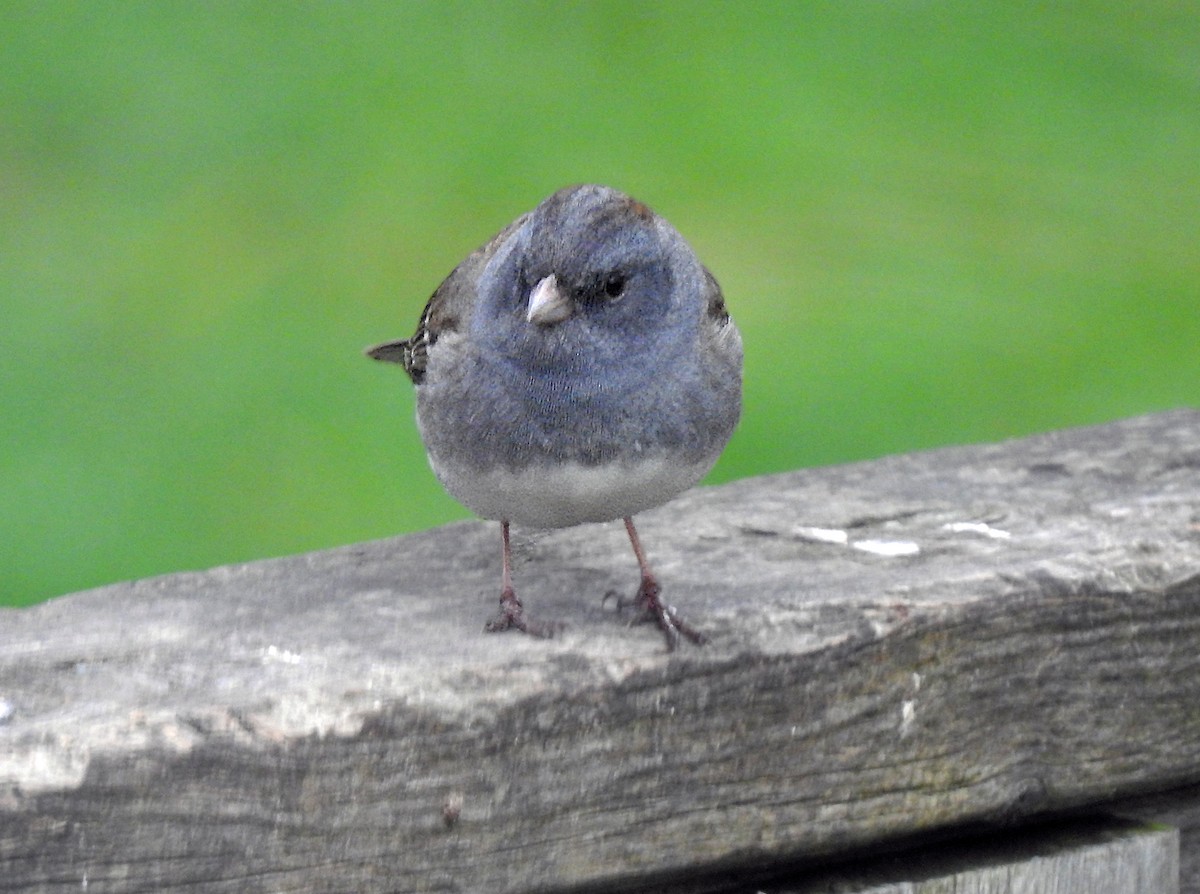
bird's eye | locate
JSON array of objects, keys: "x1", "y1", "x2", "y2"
[{"x1": 603, "y1": 273, "x2": 627, "y2": 299}]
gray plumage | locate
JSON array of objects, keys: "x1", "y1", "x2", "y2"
[{"x1": 367, "y1": 184, "x2": 742, "y2": 648}]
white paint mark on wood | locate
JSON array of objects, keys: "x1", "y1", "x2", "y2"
[
  {"x1": 943, "y1": 521, "x2": 1013, "y2": 539},
  {"x1": 853, "y1": 539, "x2": 921, "y2": 557}
]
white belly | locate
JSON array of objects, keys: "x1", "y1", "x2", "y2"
[{"x1": 426, "y1": 451, "x2": 715, "y2": 528}]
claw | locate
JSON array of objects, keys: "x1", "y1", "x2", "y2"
[
  {"x1": 603, "y1": 578, "x2": 706, "y2": 651},
  {"x1": 606, "y1": 516, "x2": 706, "y2": 651},
  {"x1": 485, "y1": 586, "x2": 561, "y2": 638}
]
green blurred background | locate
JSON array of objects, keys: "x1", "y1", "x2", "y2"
[{"x1": 2, "y1": 3, "x2": 1197, "y2": 607}]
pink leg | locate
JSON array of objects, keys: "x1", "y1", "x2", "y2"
[
  {"x1": 621, "y1": 516, "x2": 706, "y2": 651},
  {"x1": 484, "y1": 520, "x2": 559, "y2": 638},
  {"x1": 501, "y1": 518, "x2": 514, "y2": 598}
]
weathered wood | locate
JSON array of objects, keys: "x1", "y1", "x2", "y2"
[
  {"x1": 770, "y1": 817, "x2": 1178, "y2": 894},
  {"x1": 2, "y1": 410, "x2": 1199, "y2": 893},
  {"x1": 1113, "y1": 781, "x2": 1200, "y2": 894}
]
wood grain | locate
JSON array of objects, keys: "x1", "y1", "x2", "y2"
[{"x1": 2, "y1": 410, "x2": 1198, "y2": 893}]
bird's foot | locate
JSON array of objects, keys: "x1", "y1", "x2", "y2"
[
  {"x1": 485, "y1": 587, "x2": 562, "y2": 639},
  {"x1": 603, "y1": 579, "x2": 706, "y2": 651}
]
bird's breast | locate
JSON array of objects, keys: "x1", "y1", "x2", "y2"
[{"x1": 424, "y1": 448, "x2": 716, "y2": 528}]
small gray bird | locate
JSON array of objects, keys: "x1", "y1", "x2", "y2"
[{"x1": 367, "y1": 184, "x2": 742, "y2": 650}]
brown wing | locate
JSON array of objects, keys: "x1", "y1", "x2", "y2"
[
  {"x1": 365, "y1": 210, "x2": 531, "y2": 386},
  {"x1": 701, "y1": 265, "x2": 730, "y2": 324}
]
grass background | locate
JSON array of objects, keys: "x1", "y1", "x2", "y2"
[{"x1": 2, "y1": 2, "x2": 1197, "y2": 607}]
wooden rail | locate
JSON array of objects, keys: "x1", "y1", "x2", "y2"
[{"x1": 2, "y1": 410, "x2": 1198, "y2": 892}]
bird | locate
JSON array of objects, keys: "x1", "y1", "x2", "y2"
[{"x1": 366, "y1": 184, "x2": 742, "y2": 650}]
